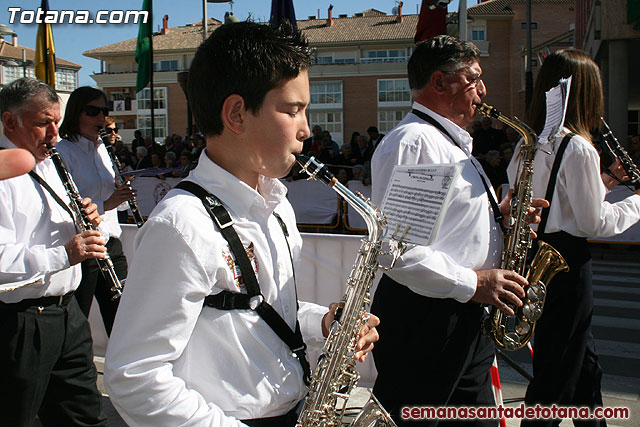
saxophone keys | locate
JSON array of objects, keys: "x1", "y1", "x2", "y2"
[
  {"x1": 515, "y1": 320, "x2": 531, "y2": 335},
  {"x1": 522, "y1": 302, "x2": 542, "y2": 321}
]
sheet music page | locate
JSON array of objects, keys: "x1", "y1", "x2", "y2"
[
  {"x1": 380, "y1": 163, "x2": 461, "y2": 246},
  {"x1": 538, "y1": 76, "x2": 572, "y2": 144}
]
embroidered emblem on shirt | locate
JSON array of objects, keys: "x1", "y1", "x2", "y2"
[{"x1": 222, "y1": 243, "x2": 259, "y2": 290}]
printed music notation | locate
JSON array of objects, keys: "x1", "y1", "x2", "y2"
[
  {"x1": 380, "y1": 164, "x2": 461, "y2": 246},
  {"x1": 538, "y1": 76, "x2": 571, "y2": 144}
]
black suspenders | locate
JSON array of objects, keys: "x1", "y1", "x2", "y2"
[
  {"x1": 411, "y1": 109, "x2": 507, "y2": 233},
  {"x1": 174, "y1": 180, "x2": 311, "y2": 386},
  {"x1": 537, "y1": 133, "x2": 575, "y2": 236}
]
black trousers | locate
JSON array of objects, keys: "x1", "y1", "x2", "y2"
[
  {"x1": 523, "y1": 233, "x2": 606, "y2": 427},
  {"x1": 0, "y1": 297, "x2": 107, "y2": 427},
  {"x1": 371, "y1": 275, "x2": 497, "y2": 427},
  {"x1": 75, "y1": 237, "x2": 127, "y2": 336}
]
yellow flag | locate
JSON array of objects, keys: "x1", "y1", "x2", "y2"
[{"x1": 34, "y1": 0, "x2": 56, "y2": 89}]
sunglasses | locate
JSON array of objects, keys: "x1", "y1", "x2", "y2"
[
  {"x1": 106, "y1": 127, "x2": 119, "y2": 134},
  {"x1": 83, "y1": 105, "x2": 109, "y2": 117}
]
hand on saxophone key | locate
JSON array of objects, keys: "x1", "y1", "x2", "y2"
[
  {"x1": 354, "y1": 314, "x2": 380, "y2": 363},
  {"x1": 321, "y1": 302, "x2": 380, "y2": 363},
  {"x1": 499, "y1": 190, "x2": 549, "y2": 238},
  {"x1": 472, "y1": 269, "x2": 527, "y2": 316}
]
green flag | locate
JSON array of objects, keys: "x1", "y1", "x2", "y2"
[{"x1": 135, "y1": 0, "x2": 152, "y2": 93}]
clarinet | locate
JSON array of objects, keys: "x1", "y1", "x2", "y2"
[
  {"x1": 100, "y1": 129, "x2": 145, "y2": 227},
  {"x1": 47, "y1": 144, "x2": 124, "y2": 300},
  {"x1": 600, "y1": 118, "x2": 640, "y2": 190}
]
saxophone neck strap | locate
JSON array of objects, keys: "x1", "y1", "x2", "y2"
[
  {"x1": 411, "y1": 108, "x2": 506, "y2": 234},
  {"x1": 28, "y1": 170, "x2": 75, "y2": 222},
  {"x1": 174, "y1": 180, "x2": 310, "y2": 386},
  {"x1": 538, "y1": 132, "x2": 575, "y2": 236}
]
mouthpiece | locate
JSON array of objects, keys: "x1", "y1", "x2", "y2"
[
  {"x1": 295, "y1": 154, "x2": 338, "y2": 186},
  {"x1": 475, "y1": 102, "x2": 501, "y2": 119}
]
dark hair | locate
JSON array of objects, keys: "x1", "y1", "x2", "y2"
[
  {"x1": 528, "y1": 49, "x2": 603, "y2": 140},
  {"x1": 0, "y1": 77, "x2": 59, "y2": 118},
  {"x1": 408, "y1": 35, "x2": 480, "y2": 91},
  {"x1": 188, "y1": 21, "x2": 311, "y2": 137},
  {"x1": 59, "y1": 86, "x2": 107, "y2": 141}
]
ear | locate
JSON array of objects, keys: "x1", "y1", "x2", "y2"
[
  {"x1": 430, "y1": 70, "x2": 448, "y2": 95},
  {"x1": 221, "y1": 94, "x2": 246, "y2": 135},
  {"x1": 1, "y1": 111, "x2": 19, "y2": 133}
]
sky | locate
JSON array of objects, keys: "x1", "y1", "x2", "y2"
[{"x1": 1, "y1": 0, "x2": 462, "y2": 87}]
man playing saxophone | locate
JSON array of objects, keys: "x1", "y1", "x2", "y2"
[
  {"x1": 104, "y1": 21, "x2": 379, "y2": 427},
  {"x1": 370, "y1": 35, "x2": 547, "y2": 426},
  {"x1": 0, "y1": 77, "x2": 108, "y2": 426}
]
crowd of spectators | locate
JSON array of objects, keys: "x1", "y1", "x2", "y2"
[
  {"x1": 287, "y1": 124, "x2": 384, "y2": 187},
  {"x1": 114, "y1": 129, "x2": 204, "y2": 179}
]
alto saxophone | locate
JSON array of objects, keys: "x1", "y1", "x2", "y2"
[
  {"x1": 476, "y1": 103, "x2": 569, "y2": 351},
  {"x1": 295, "y1": 154, "x2": 407, "y2": 427},
  {"x1": 100, "y1": 129, "x2": 145, "y2": 227},
  {"x1": 47, "y1": 144, "x2": 124, "y2": 300}
]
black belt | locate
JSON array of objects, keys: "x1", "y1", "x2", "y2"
[
  {"x1": 0, "y1": 291, "x2": 75, "y2": 312},
  {"x1": 241, "y1": 404, "x2": 299, "y2": 427}
]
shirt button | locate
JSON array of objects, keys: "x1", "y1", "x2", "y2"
[
  {"x1": 284, "y1": 305, "x2": 290, "y2": 313},
  {"x1": 277, "y1": 261, "x2": 282, "y2": 269}
]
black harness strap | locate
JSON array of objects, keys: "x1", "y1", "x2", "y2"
[
  {"x1": 174, "y1": 180, "x2": 311, "y2": 385},
  {"x1": 411, "y1": 108, "x2": 506, "y2": 233},
  {"x1": 28, "y1": 170, "x2": 75, "y2": 221},
  {"x1": 537, "y1": 133, "x2": 575, "y2": 236}
]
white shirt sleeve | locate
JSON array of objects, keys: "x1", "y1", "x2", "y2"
[
  {"x1": 371, "y1": 129, "x2": 478, "y2": 303},
  {"x1": 559, "y1": 138, "x2": 640, "y2": 237},
  {"x1": 104, "y1": 217, "x2": 246, "y2": 427},
  {"x1": 0, "y1": 182, "x2": 70, "y2": 284}
]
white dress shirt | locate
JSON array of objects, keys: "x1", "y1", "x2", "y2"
[
  {"x1": 0, "y1": 135, "x2": 80, "y2": 302},
  {"x1": 507, "y1": 128, "x2": 640, "y2": 237},
  {"x1": 56, "y1": 135, "x2": 121, "y2": 240},
  {"x1": 104, "y1": 151, "x2": 326, "y2": 426},
  {"x1": 371, "y1": 102, "x2": 503, "y2": 302}
]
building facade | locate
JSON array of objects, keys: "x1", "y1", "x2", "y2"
[
  {"x1": 577, "y1": 0, "x2": 640, "y2": 143},
  {"x1": 84, "y1": 1, "x2": 576, "y2": 145},
  {"x1": 0, "y1": 33, "x2": 80, "y2": 92}
]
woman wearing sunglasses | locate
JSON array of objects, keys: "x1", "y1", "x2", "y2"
[{"x1": 57, "y1": 86, "x2": 134, "y2": 336}]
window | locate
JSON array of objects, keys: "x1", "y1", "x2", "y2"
[
  {"x1": 378, "y1": 79, "x2": 411, "y2": 105},
  {"x1": 137, "y1": 87, "x2": 167, "y2": 110},
  {"x1": 137, "y1": 114, "x2": 167, "y2": 139},
  {"x1": 361, "y1": 48, "x2": 411, "y2": 63},
  {"x1": 471, "y1": 27, "x2": 486, "y2": 41},
  {"x1": 2, "y1": 66, "x2": 23, "y2": 84},
  {"x1": 55, "y1": 68, "x2": 77, "y2": 92},
  {"x1": 153, "y1": 59, "x2": 179, "y2": 71},
  {"x1": 521, "y1": 22, "x2": 538, "y2": 29},
  {"x1": 310, "y1": 82, "x2": 342, "y2": 106},
  {"x1": 378, "y1": 110, "x2": 409, "y2": 133},
  {"x1": 315, "y1": 55, "x2": 333, "y2": 65},
  {"x1": 308, "y1": 111, "x2": 343, "y2": 145},
  {"x1": 136, "y1": 87, "x2": 168, "y2": 138}
]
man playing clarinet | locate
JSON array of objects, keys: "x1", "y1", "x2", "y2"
[{"x1": 0, "y1": 77, "x2": 108, "y2": 426}]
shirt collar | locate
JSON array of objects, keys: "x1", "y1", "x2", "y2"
[
  {"x1": 188, "y1": 150, "x2": 288, "y2": 219},
  {"x1": 71, "y1": 134, "x2": 102, "y2": 154},
  {"x1": 0, "y1": 134, "x2": 18, "y2": 150},
  {"x1": 412, "y1": 102, "x2": 474, "y2": 155}
]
